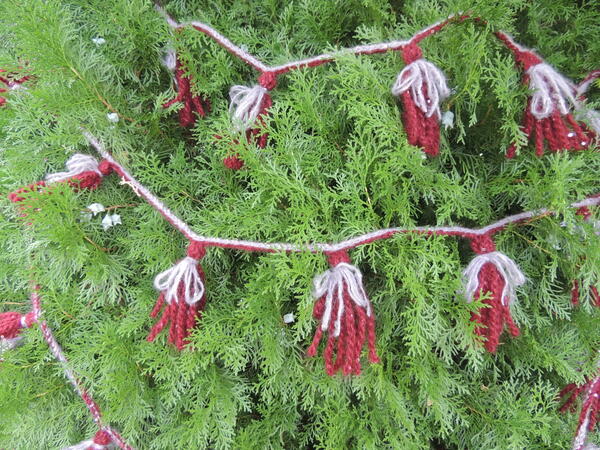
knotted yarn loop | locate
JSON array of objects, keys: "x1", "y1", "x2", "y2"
[
  {"x1": 153, "y1": 254, "x2": 205, "y2": 306},
  {"x1": 391, "y1": 58, "x2": 450, "y2": 119},
  {"x1": 229, "y1": 83, "x2": 269, "y2": 131},
  {"x1": 312, "y1": 260, "x2": 371, "y2": 337},
  {"x1": 45, "y1": 154, "x2": 103, "y2": 184},
  {"x1": 527, "y1": 62, "x2": 578, "y2": 119},
  {"x1": 463, "y1": 251, "x2": 526, "y2": 306}
]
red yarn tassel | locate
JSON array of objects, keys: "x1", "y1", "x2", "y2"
[
  {"x1": 498, "y1": 37, "x2": 596, "y2": 158},
  {"x1": 391, "y1": 43, "x2": 450, "y2": 156},
  {"x1": 559, "y1": 375, "x2": 600, "y2": 450},
  {"x1": 571, "y1": 207, "x2": 600, "y2": 307},
  {"x1": 0, "y1": 68, "x2": 30, "y2": 106},
  {"x1": 163, "y1": 57, "x2": 210, "y2": 128},
  {"x1": 463, "y1": 235, "x2": 525, "y2": 353},
  {"x1": 307, "y1": 250, "x2": 379, "y2": 376},
  {"x1": 0, "y1": 311, "x2": 35, "y2": 339},
  {"x1": 147, "y1": 241, "x2": 207, "y2": 350},
  {"x1": 65, "y1": 429, "x2": 113, "y2": 450},
  {"x1": 224, "y1": 72, "x2": 277, "y2": 169}
]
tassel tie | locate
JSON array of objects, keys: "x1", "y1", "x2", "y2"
[
  {"x1": 0, "y1": 311, "x2": 36, "y2": 353},
  {"x1": 463, "y1": 235, "x2": 525, "y2": 353},
  {"x1": 64, "y1": 429, "x2": 114, "y2": 450},
  {"x1": 162, "y1": 51, "x2": 210, "y2": 127},
  {"x1": 147, "y1": 241, "x2": 207, "y2": 350},
  {"x1": 224, "y1": 71, "x2": 277, "y2": 169},
  {"x1": 505, "y1": 50, "x2": 596, "y2": 158},
  {"x1": 559, "y1": 375, "x2": 600, "y2": 450},
  {"x1": 391, "y1": 43, "x2": 450, "y2": 156},
  {"x1": 306, "y1": 250, "x2": 379, "y2": 376},
  {"x1": 571, "y1": 207, "x2": 600, "y2": 307}
]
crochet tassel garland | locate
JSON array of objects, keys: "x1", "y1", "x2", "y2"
[
  {"x1": 559, "y1": 374, "x2": 600, "y2": 450},
  {"x1": 501, "y1": 41, "x2": 597, "y2": 157},
  {"x1": 162, "y1": 51, "x2": 210, "y2": 128},
  {"x1": 225, "y1": 71, "x2": 277, "y2": 168},
  {"x1": 306, "y1": 251, "x2": 379, "y2": 376},
  {"x1": 64, "y1": 430, "x2": 114, "y2": 450},
  {"x1": 391, "y1": 43, "x2": 450, "y2": 156},
  {"x1": 463, "y1": 235, "x2": 525, "y2": 353},
  {"x1": 147, "y1": 241, "x2": 207, "y2": 350}
]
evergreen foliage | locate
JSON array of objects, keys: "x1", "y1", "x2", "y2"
[{"x1": 0, "y1": 0, "x2": 599, "y2": 448}]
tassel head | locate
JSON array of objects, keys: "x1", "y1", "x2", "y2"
[
  {"x1": 0, "y1": 311, "x2": 35, "y2": 340},
  {"x1": 45, "y1": 154, "x2": 112, "y2": 190},
  {"x1": 307, "y1": 250, "x2": 378, "y2": 376}
]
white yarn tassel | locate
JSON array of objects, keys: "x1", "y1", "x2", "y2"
[
  {"x1": 154, "y1": 256, "x2": 205, "y2": 305},
  {"x1": 391, "y1": 59, "x2": 450, "y2": 119},
  {"x1": 229, "y1": 84, "x2": 268, "y2": 131},
  {"x1": 462, "y1": 251, "x2": 526, "y2": 306},
  {"x1": 45, "y1": 154, "x2": 101, "y2": 184},
  {"x1": 527, "y1": 63, "x2": 579, "y2": 119},
  {"x1": 312, "y1": 262, "x2": 371, "y2": 337}
]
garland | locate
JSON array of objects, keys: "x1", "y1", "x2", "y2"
[
  {"x1": 0, "y1": 6, "x2": 599, "y2": 448},
  {"x1": 155, "y1": 5, "x2": 600, "y2": 168}
]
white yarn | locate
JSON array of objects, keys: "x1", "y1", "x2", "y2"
[
  {"x1": 391, "y1": 59, "x2": 450, "y2": 119},
  {"x1": 162, "y1": 48, "x2": 177, "y2": 73},
  {"x1": 154, "y1": 256, "x2": 205, "y2": 305},
  {"x1": 312, "y1": 262, "x2": 371, "y2": 337},
  {"x1": 229, "y1": 84, "x2": 268, "y2": 131},
  {"x1": 45, "y1": 154, "x2": 101, "y2": 184},
  {"x1": 527, "y1": 63, "x2": 578, "y2": 119},
  {"x1": 575, "y1": 107, "x2": 600, "y2": 135},
  {"x1": 462, "y1": 251, "x2": 525, "y2": 306},
  {"x1": 0, "y1": 336, "x2": 23, "y2": 354}
]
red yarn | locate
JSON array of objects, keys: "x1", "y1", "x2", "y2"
[
  {"x1": 306, "y1": 250, "x2": 379, "y2": 376},
  {"x1": 397, "y1": 43, "x2": 441, "y2": 156},
  {"x1": 147, "y1": 242, "x2": 207, "y2": 351},
  {"x1": 163, "y1": 58, "x2": 210, "y2": 128},
  {"x1": 0, "y1": 69, "x2": 30, "y2": 106},
  {"x1": 245, "y1": 72, "x2": 276, "y2": 149},
  {"x1": 223, "y1": 155, "x2": 244, "y2": 170},
  {"x1": 469, "y1": 235, "x2": 520, "y2": 353},
  {"x1": 90, "y1": 430, "x2": 112, "y2": 448},
  {"x1": 0, "y1": 311, "x2": 35, "y2": 339}
]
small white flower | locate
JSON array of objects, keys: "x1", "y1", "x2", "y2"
[
  {"x1": 81, "y1": 212, "x2": 93, "y2": 222},
  {"x1": 102, "y1": 213, "x2": 122, "y2": 231},
  {"x1": 92, "y1": 37, "x2": 106, "y2": 45},
  {"x1": 283, "y1": 313, "x2": 295, "y2": 324},
  {"x1": 87, "y1": 203, "x2": 105, "y2": 215},
  {"x1": 107, "y1": 112, "x2": 119, "y2": 123},
  {"x1": 441, "y1": 110, "x2": 454, "y2": 130}
]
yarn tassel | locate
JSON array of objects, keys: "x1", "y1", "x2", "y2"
[
  {"x1": 559, "y1": 374, "x2": 600, "y2": 450},
  {"x1": 45, "y1": 154, "x2": 113, "y2": 190},
  {"x1": 225, "y1": 71, "x2": 277, "y2": 169},
  {"x1": 63, "y1": 429, "x2": 114, "y2": 450},
  {"x1": 391, "y1": 42, "x2": 450, "y2": 156},
  {"x1": 501, "y1": 43, "x2": 596, "y2": 157},
  {"x1": 162, "y1": 51, "x2": 210, "y2": 128},
  {"x1": 0, "y1": 69, "x2": 29, "y2": 106},
  {"x1": 463, "y1": 235, "x2": 526, "y2": 353},
  {"x1": 0, "y1": 311, "x2": 35, "y2": 352},
  {"x1": 306, "y1": 250, "x2": 379, "y2": 376},
  {"x1": 147, "y1": 241, "x2": 207, "y2": 350},
  {"x1": 571, "y1": 206, "x2": 600, "y2": 307}
]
